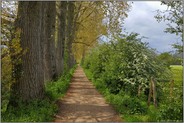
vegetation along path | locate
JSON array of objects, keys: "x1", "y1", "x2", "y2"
[{"x1": 54, "y1": 66, "x2": 122, "y2": 122}]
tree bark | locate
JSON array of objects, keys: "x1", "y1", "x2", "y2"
[
  {"x1": 9, "y1": 1, "x2": 45, "y2": 105},
  {"x1": 42, "y1": 2, "x2": 57, "y2": 81},
  {"x1": 56, "y1": 1, "x2": 67, "y2": 76},
  {"x1": 65, "y1": 2, "x2": 75, "y2": 70}
]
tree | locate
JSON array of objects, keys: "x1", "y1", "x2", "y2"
[
  {"x1": 155, "y1": 1, "x2": 183, "y2": 53},
  {"x1": 100, "y1": 1, "x2": 130, "y2": 38},
  {"x1": 73, "y1": 2, "x2": 107, "y2": 62},
  {"x1": 56, "y1": 1, "x2": 67, "y2": 76},
  {"x1": 157, "y1": 52, "x2": 173, "y2": 66},
  {"x1": 9, "y1": 2, "x2": 45, "y2": 105},
  {"x1": 83, "y1": 33, "x2": 172, "y2": 96},
  {"x1": 65, "y1": 1, "x2": 75, "y2": 70},
  {"x1": 72, "y1": 1, "x2": 130, "y2": 62},
  {"x1": 1, "y1": 1, "x2": 19, "y2": 109},
  {"x1": 42, "y1": 2, "x2": 57, "y2": 81}
]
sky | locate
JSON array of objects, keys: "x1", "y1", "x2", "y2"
[{"x1": 123, "y1": 1, "x2": 181, "y2": 53}]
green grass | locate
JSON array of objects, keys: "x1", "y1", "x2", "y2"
[
  {"x1": 1, "y1": 65, "x2": 77, "y2": 122},
  {"x1": 170, "y1": 65, "x2": 183, "y2": 69},
  {"x1": 123, "y1": 114, "x2": 149, "y2": 122},
  {"x1": 45, "y1": 66, "x2": 76, "y2": 100},
  {"x1": 1, "y1": 99, "x2": 57, "y2": 122},
  {"x1": 161, "y1": 65, "x2": 182, "y2": 92},
  {"x1": 170, "y1": 65, "x2": 183, "y2": 85}
]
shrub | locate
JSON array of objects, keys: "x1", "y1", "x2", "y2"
[
  {"x1": 83, "y1": 33, "x2": 172, "y2": 96},
  {"x1": 1, "y1": 99, "x2": 57, "y2": 122},
  {"x1": 82, "y1": 33, "x2": 181, "y2": 121},
  {"x1": 105, "y1": 93, "x2": 148, "y2": 115},
  {"x1": 45, "y1": 65, "x2": 76, "y2": 100},
  {"x1": 147, "y1": 105, "x2": 158, "y2": 121},
  {"x1": 120, "y1": 95, "x2": 148, "y2": 115},
  {"x1": 157, "y1": 102, "x2": 183, "y2": 122}
]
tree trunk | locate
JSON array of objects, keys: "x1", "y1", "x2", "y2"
[
  {"x1": 42, "y1": 2, "x2": 57, "y2": 81},
  {"x1": 65, "y1": 2, "x2": 75, "y2": 71},
  {"x1": 56, "y1": 1, "x2": 67, "y2": 76},
  {"x1": 9, "y1": 1, "x2": 45, "y2": 105}
]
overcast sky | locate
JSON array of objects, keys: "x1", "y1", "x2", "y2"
[{"x1": 123, "y1": 1, "x2": 181, "y2": 53}]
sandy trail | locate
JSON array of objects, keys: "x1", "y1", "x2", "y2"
[{"x1": 54, "y1": 66, "x2": 122, "y2": 122}]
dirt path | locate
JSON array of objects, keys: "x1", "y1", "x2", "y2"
[{"x1": 54, "y1": 66, "x2": 122, "y2": 122}]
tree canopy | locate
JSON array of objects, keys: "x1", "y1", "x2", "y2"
[{"x1": 155, "y1": 1, "x2": 183, "y2": 53}]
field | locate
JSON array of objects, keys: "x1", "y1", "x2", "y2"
[{"x1": 170, "y1": 65, "x2": 183, "y2": 84}]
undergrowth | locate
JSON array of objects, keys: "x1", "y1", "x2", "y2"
[
  {"x1": 1, "y1": 65, "x2": 76, "y2": 122},
  {"x1": 83, "y1": 66, "x2": 183, "y2": 122},
  {"x1": 82, "y1": 34, "x2": 182, "y2": 122}
]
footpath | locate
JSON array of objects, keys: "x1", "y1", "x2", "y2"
[{"x1": 54, "y1": 66, "x2": 122, "y2": 122}]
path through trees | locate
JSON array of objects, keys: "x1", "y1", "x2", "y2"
[{"x1": 54, "y1": 66, "x2": 122, "y2": 122}]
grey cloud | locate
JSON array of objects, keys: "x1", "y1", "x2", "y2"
[{"x1": 123, "y1": 1, "x2": 180, "y2": 53}]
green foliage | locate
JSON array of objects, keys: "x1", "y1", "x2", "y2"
[
  {"x1": 1, "y1": 99, "x2": 57, "y2": 122},
  {"x1": 1, "y1": 48, "x2": 12, "y2": 113},
  {"x1": 84, "y1": 68, "x2": 107, "y2": 95},
  {"x1": 157, "y1": 52, "x2": 174, "y2": 66},
  {"x1": 170, "y1": 65, "x2": 183, "y2": 85},
  {"x1": 45, "y1": 65, "x2": 76, "y2": 100},
  {"x1": 107, "y1": 94, "x2": 148, "y2": 115},
  {"x1": 155, "y1": 1, "x2": 183, "y2": 35},
  {"x1": 84, "y1": 64, "x2": 183, "y2": 122},
  {"x1": 83, "y1": 33, "x2": 182, "y2": 122},
  {"x1": 155, "y1": 1, "x2": 183, "y2": 52},
  {"x1": 83, "y1": 33, "x2": 171, "y2": 95},
  {"x1": 2, "y1": 65, "x2": 76, "y2": 122},
  {"x1": 84, "y1": 68, "x2": 149, "y2": 121},
  {"x1": 158, "y1": 102, "x2": 183, "y2": 122},
  {"x1": 1, "y1": 28, "x2": 20, "y2": 110},
  {"x1": 1, "y1": 29, "x2": 25, "y2": 113},
  {"x1": 157, "y1": 65, "x2": 183, "y2": 122},
  {"x1": 123, "y1": 114, "x2": 149, "y2": 122},
  {"x1": 147, "y1": 105, "x2": 158, "y2": 121},
  {"x1": 157, "y1": 52, "x2": 182, "y2": 66}
]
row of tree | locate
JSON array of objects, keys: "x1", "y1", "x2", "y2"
[
  {"x1": 1, "y1": 1, "x2": 130, "y2": 107},
  {"x1": 157, "y1": 51, "x2": 182, "y2": 66}
]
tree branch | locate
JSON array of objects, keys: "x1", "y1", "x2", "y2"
[
  {"x1": 72, "y1": 41, "x2": 90, "y2": 46},
  {"x1": 72, "y1": 35, "x2": 102, "y2": 47}
]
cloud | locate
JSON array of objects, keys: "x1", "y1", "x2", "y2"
[
  {"x1": 123, "y1": 1, "x2": 180, "y2": 53},
  {"x1": 144, "y1": 1, "x2": 168, "y2": 10}
]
